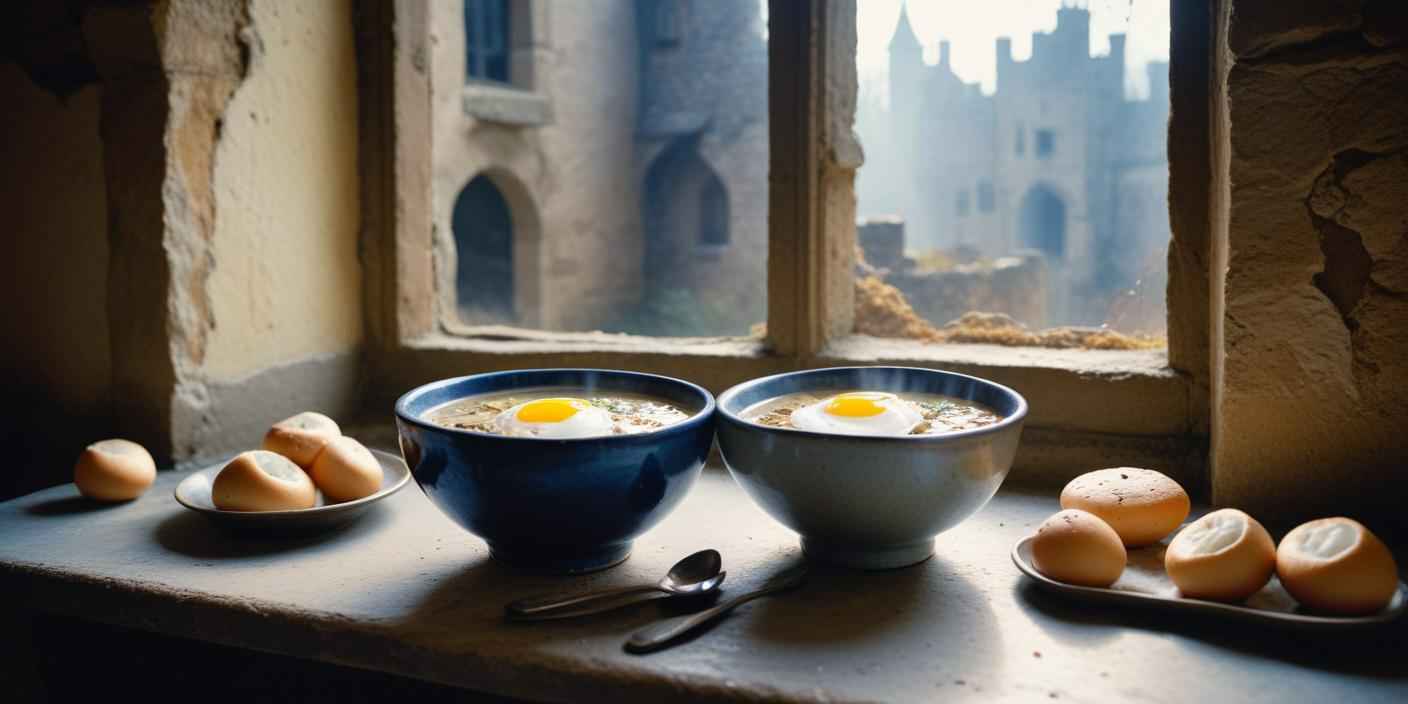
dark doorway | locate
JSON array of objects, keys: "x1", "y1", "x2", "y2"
[
  {"x1": 1018, "y1": 185, "x2": 1066, "y2": 259},
  {"x1": 643, "y1": 137, "x2": 729, "y2": 281},
  {"x1": 452, "y1": 175, "x2": 514, "y2": 324}
]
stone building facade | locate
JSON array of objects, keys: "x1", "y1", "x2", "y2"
[
  {"x1": 433, "y1": 0, "x2": 767, "y2": 334},
  {"x1": 859, "y1": 3, "x2": 1170, "y2": 327}
]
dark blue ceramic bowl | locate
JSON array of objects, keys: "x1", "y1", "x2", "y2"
[{"x1": 394, "y1": 369, "x2": 716, "y2": 573}]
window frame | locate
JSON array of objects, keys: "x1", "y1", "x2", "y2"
[{"x1": 356, "y1": 0, "x2": 1213, "y2": 490}]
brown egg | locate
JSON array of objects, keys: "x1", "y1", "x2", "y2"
[
  {"x1": 309, "y1": 436, "x2": 383, "y2": 503},
  {"x1": 1164, "y1": 508, "x2": 1276, "y2": 602},
  {"x1": 1031, "y1": 509, "x2": 1127, "y2": 588},
  {"x1": 1060, "y1": 467, "x2": 1190, "y2": 547},
  {"x1": 73, "y1": 439, "x2": 157, "y2": 501},
  {"x1": 212, "y1": 450, "x2": 317, "y2": 511},
  {"x1": 262, "y1": 411, "x2": 341, "y2": 468},
  {"x1": 1277, "y1": 517, "x2": 1399, "y2": 616}
]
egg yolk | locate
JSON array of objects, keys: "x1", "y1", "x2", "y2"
[
  {"x1": 824, "y1": 393, "x2": 888, "y2": 418},
  {"x1": 516, "y1": 398, "x2": 587, "y2": 424}
]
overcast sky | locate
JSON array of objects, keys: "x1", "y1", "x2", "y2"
[{"x1": 856, "y1": 0, "x2": 1171, "y2": 99}]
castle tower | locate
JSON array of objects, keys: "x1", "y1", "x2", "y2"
[{"x1": 887, "y1": 1, "x2": 923, "y2": 121}]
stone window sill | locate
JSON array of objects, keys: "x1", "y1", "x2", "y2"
[
  {"x1": 5, "y1": 466, "x2": 1402, "y2": 702},
  {"x1": 462, "y1": 82, "x2": 552, "y2": 126}
]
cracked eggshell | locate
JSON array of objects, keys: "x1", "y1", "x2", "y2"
[
  {"x1": 74, "y1": 439, "x2": 157, "y2": 501},
  {"x1": 1060, "y1": 467, "x2": 1190, "y2": 547},
  {"x1": 1165, "y1": 508, "x2": 1276, "y2": 602},
  {"x1": 262, "y1": 411, "x2": 342, "y2": 467},
  {"x1": 1031, "y1": 509, "x2": 1127, "y2": 588},
  {"x1": 1277, "y1": 517, "x2": 1399, "y2": 616}
]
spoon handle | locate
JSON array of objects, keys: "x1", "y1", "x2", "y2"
[
  {"x1": 506, "y1": 584, "x2": 660, "y2": 621},
  {"x1": 625, "y1": 569, "x2": 806, "y2": 653}
]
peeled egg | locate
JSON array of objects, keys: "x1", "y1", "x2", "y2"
[
  {"x1": 1164, "y1": 508, "x2": 1276, "y2": 602},
  {"x1": 309, "y1": 436, "x2": 384, "y2": 503},
  {"x1": 1030, "y1": 509, "x2": 1127, "y2": 588},
  {"x1": 74, "y1": 439, "x2": 157, "y2": 501},
  {"x1": 789, "y1": 392, "x2": 923, "y2": 436},
  {"x1": 212, "y1": 450, "x2": 317, "y2": 511},
  {"x1": 1276, "y1": 517, "x2": 1399, "y2": 615},
  {"x1": 262, "y1": 411, "x2": 342, "y2": 467},
  {"x1": 494, "y1": 397, "x2": 613, "y2": 439}
]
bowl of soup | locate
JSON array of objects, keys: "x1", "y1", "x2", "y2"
[
  {"x1": 395, "y1": 369, "x2": 715, "y2": 573},
  {"x1": 716, "y1": 366, "x2": 1027, "y2": 569}
]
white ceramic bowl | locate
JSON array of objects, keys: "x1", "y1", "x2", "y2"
[{"x1": 716, "y1": 367, "x2": 1027, "y2": 569}]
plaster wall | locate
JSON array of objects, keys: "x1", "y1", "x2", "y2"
[
  {"x1": 430, "y1": 0, "x2": 643, "y2": 332},
  {"x1": 204, "y1": 0, "x2": 362, "y2": 380},
  {"x1": 1214, "y1": 0, "x2": 1408, "y2": 527},
  {"x1": 0, "y1": 64, "x2": 110, "y2": 496}
]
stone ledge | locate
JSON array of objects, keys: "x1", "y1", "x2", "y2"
[
  {"x1": 5, "y1": 470, "x2": 1406, "y2": 703},
  {"x1": 461, "y1": 82, "x2": 552, "y2": 126}
]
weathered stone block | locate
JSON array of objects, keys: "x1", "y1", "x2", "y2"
[
  {"x1": 857, "y1": 217, "x2": 905, "y2": 271},
  {"x1": 1227, "y1": 0, "x2": 1363, "y2": 59}
]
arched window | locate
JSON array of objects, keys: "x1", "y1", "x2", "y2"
[
  {"x1": 1018, "y1": 185, "x2": 1066, "y2": 258},
  {"x1": 643, "y1": 137, "x2": 730, "y2": 281},
  {"x1": 452, "y1": 175, "x2": 514, "y2": 323},
  {"x1": 700, "y1": 174, "x2": 729, "y2": 247}
]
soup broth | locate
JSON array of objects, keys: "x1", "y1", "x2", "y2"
[
  {"x1": 740, "y1": 390, "x2": 1001, "y2": 436},
  {"x1": 425, "y1": 388, "x2": 693, "y2": 438}
]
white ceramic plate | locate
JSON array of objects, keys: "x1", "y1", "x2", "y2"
[
  {"x1": 174, "y1": 449, "x2": 411, "y2": 535},
  {"x1": 1012, "y1": 535, "x2": 1406, "y2": 628}
]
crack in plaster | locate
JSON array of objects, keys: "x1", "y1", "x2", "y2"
[
  {"x1": 1306, "y1": 147, "x2": 1406, "y2": 332},
  {"x1": 165, "y1": 0, "x2": 256, "y2": 458}
]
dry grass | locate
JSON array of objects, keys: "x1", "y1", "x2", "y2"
[{"x1": 853, "y1": 276, "x2": 1165, "y2": 351}]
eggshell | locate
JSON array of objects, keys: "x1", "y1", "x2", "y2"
[
  {"x1": 309, "y1": 436, "x2": 383, "y2": 503},
  {"x1": 1031, "y1": 509, "x2": 1127, "y2": 588},
  {"x1": 1060, "y1": 467, "x2": 1190, "y2": 546},
  {"x1": 212, "y1": 450, "x2": 317, "y2": 511},
  {"x1": 1276, "y1": 517, "x2": 1399, "y2": 616},
  {"x1": 1164, "y1": 508, "x2": 1275, "y2": 602},
  {"x1": 262, "y1": 411, "x2": 341, "y2": 467},
  {"x1": 73, "y1": 439, "x2": 156, "y2": 501}
]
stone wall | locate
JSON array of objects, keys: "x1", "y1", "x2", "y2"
[
  {"x1": 431, "y1": 0, "x2": 643, "y2": 331},
  {"x1": 204, "y1": 0, "x2": 363, "y2": 381},
  {"x1": 890, "y1": 256, "x2": 1047, "y2": 330},
  {"x1": 1214, "y1": 0, "x2": 1408, "y2": 528},
  {"x1": 2, "y1": 0, "x2": 366, "y2": 493},
  {"x1": 635, "y1": 0, "x2": 769, "y2": 334},
  {"x1": 857, "y1": 217, "x2": 905, "y2": 271},
  {"x1": 0, "y1": 63, "x2": 110, "y2": 498}
]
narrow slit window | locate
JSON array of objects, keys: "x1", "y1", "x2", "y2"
[
  {"x1": 1035, "y1": 129, "x2": 1055, "y2": 159},
  {"x1": 466, "y1": 0, "x2": 510, "y2": 83}
]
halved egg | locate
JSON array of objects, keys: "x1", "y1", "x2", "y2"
[
  {"x1": 789, "y1": 392, "x2": 923, "y2": 436},
  {"x1": 494, "y1": 397, "x2": 614, "y2": 439}
]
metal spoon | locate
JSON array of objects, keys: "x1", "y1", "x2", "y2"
[
  {"x1": 505, "y1": 549, "x2": 726, "y2": 621},
  {"x1": 624, "y1": 566, "x2": 807, "y2": 653}
]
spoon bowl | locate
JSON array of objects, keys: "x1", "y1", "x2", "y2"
[
  {"x1": 659, "y1": 548, "x2": 724, "y2": 596},
  {"x1": 507, "y1": 549, "x2": 726, "y2": 620}
]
